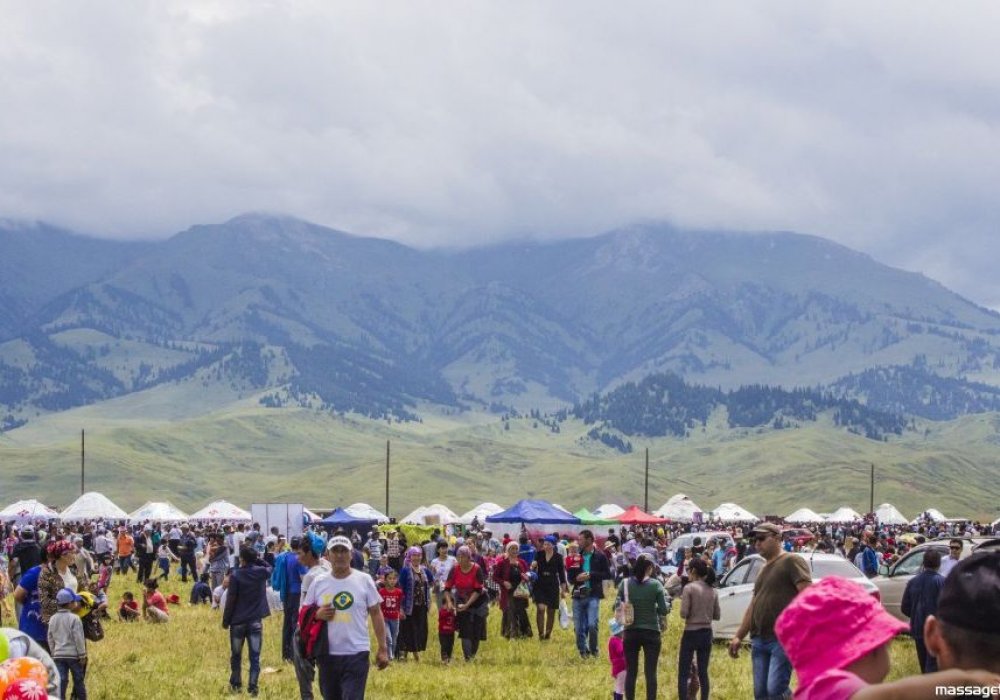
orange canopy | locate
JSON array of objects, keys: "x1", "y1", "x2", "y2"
[{"x1": 614, "y1": 505, "x2": 669, "y2": 524}]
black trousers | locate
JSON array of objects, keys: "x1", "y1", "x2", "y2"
[
  {"x1": 137, "y1": 555, "x2": 154, "y2": 583},
  {"x1": 316, "y1": 652, "x2": 370, "y2": 700},
  {"x1": 678, "y1": 628, "x2": 712, "y2": 700},
  {"x1": 623, "y1": 628, "x2": 661, "y2": 700},
  {"x1": 282, "y1": 591, "x2": 300, "y2": 661},
  {"x1": 439, "y1": 632, "x2": 455, "y2": 661}
]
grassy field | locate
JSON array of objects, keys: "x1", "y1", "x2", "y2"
[
  {"x1": 67, "y1": 572, "x2": 920, "y2": 699},
  {"x1": 2, "y1": 390, "x2": 1000, "y2": 520}
]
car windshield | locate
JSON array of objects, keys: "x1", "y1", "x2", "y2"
[{"x1": 811, "y1": 559, "x2": 863, "y2": 579}]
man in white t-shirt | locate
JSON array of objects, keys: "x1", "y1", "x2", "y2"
[{"x1": 302, "y1": 535, "x2": 388, "y2": 699}]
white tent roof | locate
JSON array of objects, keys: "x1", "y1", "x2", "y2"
[
  {"x1": 0, "y1": 499, "x2": 61, "y2": 523},
  {"x1": 827, "y1": 506, "x2": 863, "y2": 522},
  {"x1": 710, "y1": 502, "x2": 759, "y2": 523},
  {"x1": 552, "y1": 503, "x2": 571, "y2": 514},
  {"x1": 189, "y1": 500, "x2": 252, "y2": 522},
  {"x1": 303, "y1": 508, "x2": 322, "y2": 523},
  {"x1": 60, "y1": 492, "x2": 129, "y2": 522},
  {"x1": 128, "y1": 501, "x2": 190, "y2": 523},
  {"x1": 458, "y1": 502, "x2": 504, "y2": 525},
  {"x1": 785, "y1": 508, "x2": 825, "y2": 523},
  {"x1": 593, "y1": 503, "x2": 625, "y2": 519},
  {"x1": 875, "y1": 503, "x2": 909, "y2": 526},
  {"x1": 910, "y1": 508, "x2": 949, "y2": 524},
  {"x1": 653, "y1": 494, "x2": 703, "y2": 522},
  {"x1": 344, "y1": 503, "x2": 389, "y2": 523},
  {"x1": 400, "y1": 504, "x2": 459, "y2": 525},
  {"x1": 400, "y1": 506, "x2": 427, "y2": 524}
]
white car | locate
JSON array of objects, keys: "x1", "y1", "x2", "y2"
[
  {"x1": 666, "y1": 531, "x2": 735, "y2": 564},
  {"x1": 713, "y1": 552, "x2": 878, "y2": 640}
]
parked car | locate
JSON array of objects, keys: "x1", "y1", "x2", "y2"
[
  {"x1": 873, "y1": 537, "x2": 1000, "y2": 621},
  {"x1": 713, "y1": 552, "x2": 877, "y2": 640},
  {"x1": 781, "y1": 528, "x2": 816, "y2": 548},
  {"x1": 666, "y1": 531, "x2": 735, "y2": 563}
]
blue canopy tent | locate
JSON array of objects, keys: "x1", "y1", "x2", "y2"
[
  {"x1": 486, "y1": 499, "x2": 581, "y2": 524},
  {"x1": 320, "y1": 507, "x2": 376, "y2": 528},
  {"x1": 485, "y1": 499, "x2": 581, "y2": 540}
]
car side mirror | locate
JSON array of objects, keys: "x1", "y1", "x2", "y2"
[{"x1": 878, "y1": 564, "x2": 890, "y2": 577}]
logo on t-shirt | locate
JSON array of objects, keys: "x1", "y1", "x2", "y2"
[{"x1": 332, "y1": 591, "x2": 355, "y2": 611}]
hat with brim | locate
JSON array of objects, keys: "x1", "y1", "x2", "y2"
[
  {"x1": 776, "y1": 576, "x2": 906, "y2": 689},
  {"x1": 326, "y1": 535, "x2": 353, "y2": 552}
]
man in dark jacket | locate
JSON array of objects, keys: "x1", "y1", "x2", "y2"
[
  {"x1": 223, "y1": 546, "x2": 272, "y2": 696},
  {"x1": 901, "y1": 549, "x2": 945, "y2": 673},
  {"x1": 568, "y1": 529, "x2": 613, "y2": 658},
  {"x1": 177, "y1": 526, "x2": 198, "y2": 583}
]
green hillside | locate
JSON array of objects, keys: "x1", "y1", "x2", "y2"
[{"x1": 2, "y1": 387, "x2": 998, "y2": 522}]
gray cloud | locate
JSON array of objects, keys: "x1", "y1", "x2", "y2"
[{"x1": 1, "y1": 2, "x2": 999, "y2": 307}]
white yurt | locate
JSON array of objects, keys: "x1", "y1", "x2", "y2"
[
  {"x1": 60, "y1": 492, "x2": 129, "y2": 521},
  {"x1": 785, "y1": 508, "x2": 825, "y2": 524},
  {"x1": 459, "y1": 502, "x2": 504, "y2": 525},
  {"x1": 910, "y1": 508, "x2": 948, "y2": 524},
  {"x1": 344, "y1": 503, "x2": 390, "y2": 523},
  {"x1": 875, "y1": 503, "x2": 909, "y2": 526},
  {"x1": 303, "y1": 508, "x2": 322, "y2": 523},
  {"x1": 400, "y1": 506, "x2": 427, "y2": 524},
  {"x1": 593, "y1": 503, "x2": 625, "y2": 519},
  {"x1": 710, "y1": 503, "x2": 759, "y2": 523},
  {"x1": 418, "y1": 503, "x2": 460, "y2": 525},
  {"x1": 654, "y1": 494, "x2": 703, "y2": 522},
  {"x1": 0, "y1": 499, "x2": 61, "y2": 523},
  {"x1": 128, "y1": 501, "x2": 189, "y2": 523},
  {"x1": 827, "y1": 506, "x2": 863, "y2": 522},
  {"x1": 189, "y1": 500, "x2": 252, "y2": 522}
]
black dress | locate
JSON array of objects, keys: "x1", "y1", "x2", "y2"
[
  {"x1": 532, "y1": 551, "x2": 565, "y2": 608},
  {"x1": 398, "y1": 566, "x2": 430, "y2": 652}
]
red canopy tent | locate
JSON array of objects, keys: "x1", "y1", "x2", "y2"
[{"x1": 614, "y1": 505, "x2": 669, "y2": 524}]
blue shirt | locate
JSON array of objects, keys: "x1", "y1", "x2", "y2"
[
  {"x1": 712, "y1": 548, "x2": 727, "y2": 574},
  {"x1": 285, "y1": 550, "x2": 306, "y2": 595},
  {"x1": 17, "y1": 565, "x2": 46, "y2": 643}
]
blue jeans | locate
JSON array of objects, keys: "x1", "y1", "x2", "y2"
[
  {"x1": 385, "y1": 618, "x2": 399, "y2": 659},
  {"x1": 55, "y1": 658, "x2": 87, "y2": 700},
  {"x1": 229, "y1": 621, "x2": 263, "y2": 692},
  {"x1": 572, "y1": 596, "x2": 600, "y2": 655},
  {"x1": 751, "y1": 636, "x2": 792, "y2": 700}
]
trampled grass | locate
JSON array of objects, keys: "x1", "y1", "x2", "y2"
[{"x1": 76, "y1": 572, "x2": 921, "y2": 699}]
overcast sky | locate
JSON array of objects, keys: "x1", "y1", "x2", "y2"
[{"x1": 2, "y1": 2, "x2": 999, "y2": 307}]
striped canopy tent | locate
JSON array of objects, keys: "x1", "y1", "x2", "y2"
[
  {"x1": 0, "y1": 499, "x2": 60, "y2": 523},
  {"x1": 189, "y1": 500, "x2": 252, "y2": 522}
]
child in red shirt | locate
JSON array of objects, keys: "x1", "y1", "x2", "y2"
[
  {"x1": 118, "y1": 591, "x2": 140, "y2": 621},
  {"x1": 438, "y1": 606, "x2": 456, "y2": 663},
  {"x1": 379, "y1": 570, "x2": 403, "y2": 659}
]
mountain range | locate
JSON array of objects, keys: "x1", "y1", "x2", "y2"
[{"x1": 2, "y1": 213, "x2": 1000, "y2": 430}]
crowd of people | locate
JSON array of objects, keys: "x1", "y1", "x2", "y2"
[{"x1": 0, "y1": 512, "x2": 998, "y2": 699}]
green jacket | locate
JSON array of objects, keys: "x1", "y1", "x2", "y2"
[{"x1": 616, "y1": 577, "x2": 668, "y2": 632}]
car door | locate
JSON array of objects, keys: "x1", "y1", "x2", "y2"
[
  {"x1": 878, "y1": 545, "x2": 948, "y2": 620},
  {"x1": 715, "y1": 557, "x2": 762, "y2": 639}
]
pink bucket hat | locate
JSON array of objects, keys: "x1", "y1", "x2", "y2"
[{"x1": 775, "y1": 576, "x2": 906, "y2": 689}]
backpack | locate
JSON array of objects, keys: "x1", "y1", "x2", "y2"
[
  {"x1": 296, "y1": 604, "x2": 329, "y2": 661},
  {"x1": 271, "y1": 551, "x2": 289, "y2": 593},
  {"x1": 860, "y1": 547, "x2": 878, "y2": 577}
]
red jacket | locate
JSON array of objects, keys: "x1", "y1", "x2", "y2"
[{"x1": 492, "y1": 556, "x2": 528, "y2": 611}]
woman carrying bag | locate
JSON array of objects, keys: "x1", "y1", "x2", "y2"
[
  {"x1": 615, "y1": 554, "x2": 668, "y2": 700},
  {"x1": 493, "y1": 542, "x2": 532, "y2": 639}
]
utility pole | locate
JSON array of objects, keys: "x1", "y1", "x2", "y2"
[
  {"x1": 644, "y1": 447, "x2": 650, "y2": 512},
  {"x1": 385, "y1": 440, "x2": 391, "y2": 518},
  {"x1": 869, "y1": 463, "x2": 875, "y2": 515},
  {"x1": 81, "y1": 429, "x2": 85, "y2": 495}
]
